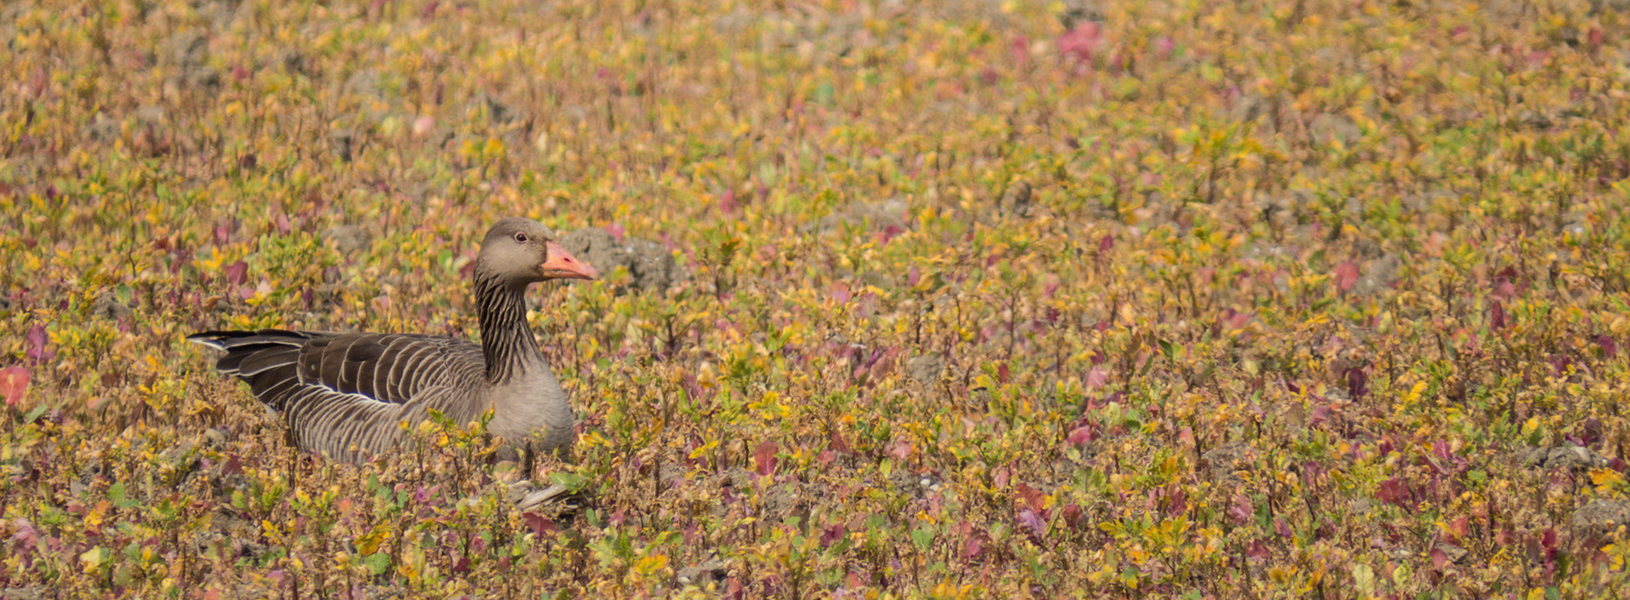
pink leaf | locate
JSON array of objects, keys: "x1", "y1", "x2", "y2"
[
  {"x1": 1009, "y1": 35, "x2": 1030, "y2": 65},
  {"x1": 1334, "y1": 261, "x2": 1360, "y2": 292},
  {"x1": 963, "y1": 529, "x2": 987, "y2": 558},
  {"x1": 719, "y1": 190, "x2": 737, "y2": 213},
  {"x1": 1228, "y1": 495, "x2": 1253, "y2": 525},
  {"x1": 0, "y1": 367, "x2": 30, "y2": 407},
  {"x1": 606, "y1": 223, "x2": 626, "y2": 243},
  {"x1": 1016, "y1": 509, "x2": 1047, "y2": 542},
  {"x1": 25, "y1": 325, "x2": 51, "y2": 365},
  {"x1": 1066, "y1": 425, "x2": 1097, "y2": 447},
  {"x1": 1085, "y1": 366, "x2": 1109, "y2": 390},
  {"x1": 907, "y1": 265, "x2": 921, "y2": 287},
  {"x1": 1057, "y1": 23, "x2": 1103, "y2": 63},
  {"x1": 888, "y1": 436, "x2": 913, "y2": 461},
  {"x1": 1155, "y1": 36, "x2": 1175, "y2": 59},
  {"x1": 830, "y1": 282, "x2": 851, "y2": 304}
]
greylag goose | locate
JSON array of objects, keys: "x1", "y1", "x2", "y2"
[{"x1": 190, "y1": 217, "x2": 599, "y2": 463}]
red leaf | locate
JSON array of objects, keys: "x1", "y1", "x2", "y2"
[
  {"x1": 1245, "y1": 539, "x2": 1270, "y2": 560},
  {"x1": 819, "y1": 523, "x2": 846, "y2": 548},
  {"x1": 224, "y1": 261, "x2": 248, "y2": 286},
  {"x1": 1015, "y1": 483, "x2": 1045, "y2": 513},
  {"x1": 907, "y1": 265, "x2": 921, "y2": 287},
  {"x1": 1345, "y1": 365, "x2": 1369, "y2": 399},
  {"x1": 0, "y1": 366, "x2": 29, "y2": 407},
  {"x1": 753, "y1": 440, "x2": 778, "y2": 477},
  {"x1": 1098, "y1": 234, "x2": 1114, "y2": 253},
  {"x1": 522, "y1": 512, "x2": 557, "y2": 536},
  {"x1": 829, "y1": 430, "x2": 851, "y2": 455},
  {"x1": 1430, "y1": 547, "x2": 1449, "y2": 570},
  {"x1": 719, "y1": 190, "x2": 737, "y2": 213},
  {"x1": 1060, "y1": 504, "x2": 1084, "y2": 529},
  {"x1": 1490, "y1": 301, "x2": 1507, "y2": 331},
  {"x1": 1334, "y1": 261, "x2": 1360, "y2": 292},
  {"x1": 1376, "y1": 477, "x2": 1413, "y2": 510},
  {"x1": 816, "y1": 449, "x2": 835, "y2": 465}
]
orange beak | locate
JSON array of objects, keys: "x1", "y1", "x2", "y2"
[{"x1": 540, "y1": 242, "x2": 599, "y2": 281}]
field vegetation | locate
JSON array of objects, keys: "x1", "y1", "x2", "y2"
[{"x1": 6, "y1": 0, "x2": 1630, "y2": 597}]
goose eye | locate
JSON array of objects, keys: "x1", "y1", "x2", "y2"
[{"x1": 513, "y1": 232, "x2": 528, "y2": 243}]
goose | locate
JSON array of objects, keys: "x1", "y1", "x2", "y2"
[{"x1": 190, "y1": 217, "x2": 599, "y2": 463}]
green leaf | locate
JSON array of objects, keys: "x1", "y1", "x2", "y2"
[
  {"x1": 909, "y1": 526, "x2": 934, "y2": 551},
  {"x1": 364, "y1": 552, "x2": 392, "y2": 576}
]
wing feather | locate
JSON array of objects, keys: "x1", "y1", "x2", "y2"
[{"x1": 191, "y1": 329, "x2": 486, "y2": 461}]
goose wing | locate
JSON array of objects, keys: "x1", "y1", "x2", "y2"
[{"x1": 189, "y1": 329, "x2": 487, "y2": 460}]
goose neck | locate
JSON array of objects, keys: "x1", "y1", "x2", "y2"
[{"x1": 474, "y1": 271, "x2": 541, "y2": 383}]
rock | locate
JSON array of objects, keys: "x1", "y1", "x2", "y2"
[
  {"x1": 1531, "y1": 446, "x2": 1608, "y2": 471},
  {"x1": 906, "y1": 353, "x2": 944, "y2": 385},
  {"x1": 1573, "y1": 499, "x2": 1630, "y2": 538},
  {"x1": 323, "y1": 225, "x2": 371, "y2": 255},
  {"x1": 676, "y1": 556, "x2": 730, "y2": 587},
  {"x1": 998, "y1": 181, "x2": 1033, "y2": 218},
  {"x1": 1200, "y1": 443, "x2": 1253, "y2": 485},
  {"x1": 2, "y1": 587, "x2": 47, "y2": 600},
  {"x1": 481, "y1": 94, "x2": 518, "y2": 124},
  {"x1": 761, "y1": 481, "x2": 815, "y2": 521},
  {"x1": 816, "y1": 199, "x2": 907, "y2": 234},
  {"x1": 887, "y1": 469, "x2": 941, "y2": 499},
  {"x1": 559, "y1": 228, "x2": 682, "y2": 293},
  {"x1": 164, "y1": 31, "x2": 219, "y2": 90},
  {"x1": 329, "y1": 129, "x2": 357, "y2": 162},
  {"x1": 90, "y1": 292, "x2": 133, "y2": 321},
  {"x1": 202, "y1": 428, "x2": 228, "y2": 449}
]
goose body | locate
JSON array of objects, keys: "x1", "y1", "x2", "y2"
[{"x1": 190, "y1": 218, "x2": 598, "y2": 462}]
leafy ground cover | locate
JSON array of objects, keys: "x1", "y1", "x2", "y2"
[{"x1": 5, "y1": 0, "x2": 1630, "y2": 597}]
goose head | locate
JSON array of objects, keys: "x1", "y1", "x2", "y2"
[{"x1": 477, "y1": 217, "x2": 599, "y2": 284}]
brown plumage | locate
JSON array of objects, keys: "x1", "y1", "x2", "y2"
[{"x1": 190, "y1": 218, "x2": 599, "y2": 462}]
